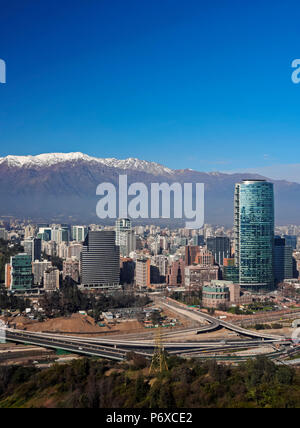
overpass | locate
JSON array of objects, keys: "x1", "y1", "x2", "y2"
[
  {"x1": 1, "y1": 326, "x2": 281, "y2": 356},
  {"x1": 162, "y1": 299, "x2": 284, "y2": 341},
  {"x1": 0, "y1": 298, "x2": 288, "y2": 363},
  {"x1": 3, "y1": 329, "x2": 127, "y2": 361}
]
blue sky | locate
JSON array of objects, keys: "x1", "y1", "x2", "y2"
[{"x1": 1, "y1": 0, "x2": 300, "y2": 180}]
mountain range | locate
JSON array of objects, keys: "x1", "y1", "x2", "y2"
[{"x1": 0, "y1": 152, "x2": 299, "y2": 226}]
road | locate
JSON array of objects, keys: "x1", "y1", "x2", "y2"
[
  {"x1": 4, "y1": 330, "x2": 127, "y2": 361},
  {"x1": 162, "y1": 299, "x2": 284, "y2": 341},
  {"x1": 0, "y1": 298, "x2": 292, "y2": 362}
]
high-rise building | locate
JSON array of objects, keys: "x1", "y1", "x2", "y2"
[
  {"x1": 42, "y1": 240, "x2": 57, "y2": 257},
  {"x1": 37, "y1": 227, "x2": 52, "y2": 242},
  {"x1": 135, "y1": 259, "x2": 151, "y2": 288},
  {"x1": 207, "y1": 237, "x2": 231, "y2": 266},
  {"x1": 283, "y1": 235, "x2": 297, "y2": 250},
  {"x1": 72, "y1": 226, "x2": 88, "y2": 242},
  {"x1": 196, "y1": 248, "x2": 215, "y2": 266},
  {"x1": 222, "y1": 258, "x2": 239, "y2": 283},
  {"x1": 115, "y1": 219, "x2": 136, "y2": 257},
  {"x1": 57, "y1": 242, "x2": 69, "y2": 259},
  {"x1": 24, "y1": 237, "x2": 42, "y2": 261},
  {"x1": 24, "y1": 225, "x2": 36, "y2": 239},
  {"x1": 167, "y1": 260, "x2": 185, "y2": 287},
  {"x1": 81, "y1": 231, "x2": 120, "y2": 288},
  {"x1": 153, "y1": 255, "x2": 169, "y2": 278},
  {"x1": 44, "y1": 268, "x2": 60, "y2": 291},
  {"x1": 51, "y1": 226, "x2": 69, "y2": 244},
  {"x1": 192, "y1": 235, "x2": 205, "y2": 246},
  {"x1": 9, "y1": 254, "x2": 33, "y2": 290},
  {"x1": 5, "y1": 264, "x2": 11, "y2": 289},
  {"x1": 0, "y1": 228, "x2": 8, "y2": 241},
  {"x1": 274, "y1": 237, "x2": 293, "y2": 284},
  {"x1": 32, "y1": 260, "x2": 52, "y2": 286},
  {"x1": 63, "y1": 257, "x2": 80, "y2": 283},
  {"x1": 185, "y1": 246, "x2": 200, "y2": 266},
  {"x1": 120, "y1": 258, "x2": 135, "y2": 285},
  {"x1": 68, "y1": 242, "x2": 83, "y2": 260},
  {"x1": 234, "y1": 180, "x2": 274, "y2": 290}
]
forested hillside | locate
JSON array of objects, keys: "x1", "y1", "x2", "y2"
[{"x1": 0, "y1": 355, "x2": 299, "y2": 408}]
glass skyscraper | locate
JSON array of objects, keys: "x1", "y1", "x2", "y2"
[
  {"x1": 10, "y1": 254, "x2": 33, "y2": 290},
  {"x1": 234, "y1": 180, "x2": 274, "y2": 290},
  {"x1": 207, "y1": 236, "x2": 231, "y2": 266},
  {"x1": 274, "y1": 236, "x2": 293, "y2": 284}
]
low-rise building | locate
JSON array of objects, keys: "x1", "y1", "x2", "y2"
[
  {"x1": 202, "y1": 281, "x2": 230, "y2": 308},
  {"x1": 202, "y1": 280, "x2": 253, "y2": 308}
]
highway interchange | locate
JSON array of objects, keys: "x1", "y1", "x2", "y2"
[{"x1": 1, "y1": 298, "x2": 299, "y2": 363}]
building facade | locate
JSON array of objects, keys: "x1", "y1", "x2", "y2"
[
  {"x1": 81, "y1": 231, "x2": 120, "y2": 288},
  {"x1": 202, "y1": 281, "x2": 230, "y2": 308},
  {"x1": 72, "y1": 226, "x2": 88, "y2": 242},
  {"x1": 207, "y1": 237, "x2": 231, "y2": 266},
  {"x1": 9, "y1": 254, "x2": 33, "y2": 291},
  {"x1": 116, "y1": 218, "x2": 136, "y2": 257},
  {"x1": 0, "y1": 228, "x2": 8, "y2": 241},
  {"x1": 234, "y1": 180, "x2": 274, "y2": 290},
  {"x1": 274, "y1": 237, "x2": 293, "y2": 284},
  {"x1": 24, "y1": 237, "x2": 42, "y2": 262},
  {"x1": 63, "y1": 257, "x2": 80, "y2": 283},
  {"x1": 222, "y1": 258, "x2": 239, "y2": 283},
  {"x1": 185, "y1": 265, "x2": 219, "y2": 290},
  {"x1": 185, "y1": 246, "x2": 200, "y2": 266},
  {"x1": 167, "y1": 260, "x2": 185, "y2": 287},
  {"x1": 135, "y1": 259, "x2": 151, "y2": 288},
  {"x1": 44, "y1": 268, "x2": 60, "y2": 291},
  {"x1": 32, "y1": 260, "x2": 52, "y2": 286}
]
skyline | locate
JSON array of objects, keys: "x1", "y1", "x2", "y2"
[
  {"x1": 1, "y1": 1, "x2": 300, "y2": 412},
  {"x1": 1, "y1": 0, "x2": 300, "y2": 180}
]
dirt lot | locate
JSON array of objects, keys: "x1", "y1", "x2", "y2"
[
  {"x1": 160, "y1": 306, "x2": 200, "y2": 328},
  {"x1": 165, "y1": 327, "x2": 240, "y2": 343},
  {"x1": 7, "y1": 314, "x2": 146, "y2": 336}
]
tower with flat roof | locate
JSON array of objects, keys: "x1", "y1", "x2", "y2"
[
  {"x1": 234, "y1": 179, "x2": 274, "y2": 290},
  {"x1": 81, "y1": 231, "x2": 120, "y2": 289}
]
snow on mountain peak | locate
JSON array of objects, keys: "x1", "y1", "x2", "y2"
[{"x1": 0, "y1": 152, "x2": 174, "y2": 175}]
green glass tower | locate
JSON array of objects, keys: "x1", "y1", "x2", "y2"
[
  {"x1": 10, "y1": 254, "x2": 33, "y2": 290},
  {"x1": 234, "y1": 180, "x2": 274, "y2": 291}
]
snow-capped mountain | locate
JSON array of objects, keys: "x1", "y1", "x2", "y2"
[
  {"x1": 0, "y1": 152, "x2": 300, "y2": 225},
  {"x1": 0, "y1": 152, "x2": 174, "y2": 176}
]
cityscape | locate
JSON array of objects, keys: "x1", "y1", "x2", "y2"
[
  {"x1": 1, "y1": 173, "x2": 300, "y2": 410},
  {"x1": 1, "y1": 0, "x2": 300, "y2": 414}
]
